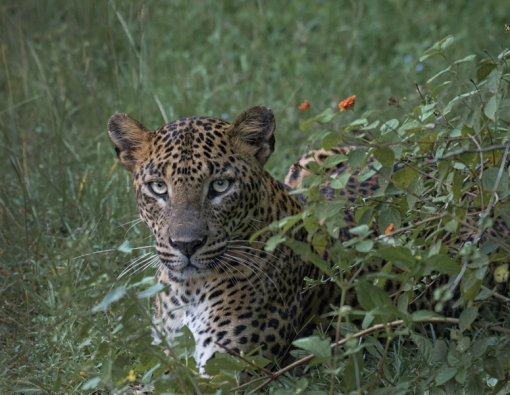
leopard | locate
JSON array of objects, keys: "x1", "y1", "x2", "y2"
[
  {"x1": 108, "y1": 106, "x2": 343, "y2": 372},
  {"x1": 108, "y1": 105, "x2": 509, "y2": 376}
]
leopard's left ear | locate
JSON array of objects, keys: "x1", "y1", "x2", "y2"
[
  {"x1": 228, "y1": 106, "x2": 275, "y2": 166},
  {"x1": 108, "y1": 113, "x2": 152, "y2": 173}
]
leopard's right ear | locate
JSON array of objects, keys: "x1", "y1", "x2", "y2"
[{"x1": 108, "y1": 113, "x2": 151, "y2": 172}]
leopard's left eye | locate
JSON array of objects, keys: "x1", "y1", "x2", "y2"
[
  {"x1": 211, "y1": 179, "x2": 230, "y2": 193},
  {"x1": 148, "y1": 181, "x2": 168, "y2": 195}
]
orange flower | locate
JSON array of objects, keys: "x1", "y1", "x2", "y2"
[
  {"x1": 298, "y1": 100, "x2": 310, "y2": 111},
  {"x1": 339, "y1": 95, "x2": 356, "y2": 111},
  {"x1": 385, "y1": 223, "x2": 394, "y2": 235}
]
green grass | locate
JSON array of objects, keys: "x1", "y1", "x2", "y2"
[{"x1": 1, "y1": 1, "x2": 508, "y2": 393}]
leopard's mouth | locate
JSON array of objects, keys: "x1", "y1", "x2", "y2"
[{"x1": 158, "y1": 256, "x2": 216, "y2": 280}]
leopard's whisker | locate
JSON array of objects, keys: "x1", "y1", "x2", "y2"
[
  {"x1": 222, "y1": 253, "x2": 266, "y2": 296},
  {"x1": 124, "y1": 219, "x2": 144, "y2": 237},
  {"x1": 223, "y1": 252, "x2": 288, "y2": 308},
  {"x1": 218, "y1": 256, "x2": 261, "y2": 291},
  {"x1": 226, "y1": 247, "x2": 285, "y2": 274},
  {"x1": 132, "y1": 255, "x2": 160, "y2": 275},
  {"x1": 227, "y1": 240, "x2": 284, "y2": 255},
  {"x1": 226, "y1": 244, "x2": 286, "y2": 266},
  {"x1": 214, "y1": 257, "x2": 242, "y2": 287},
  {"x1": 72, "y1": 244, "x2": 153, "y2": 260},
  {"x1": 117, "y1": 252, "x2": 158, "y2": 279},
  {"x1": 117, "y1": 254, "x2": 153, "y2": 279},
  {"x1": 120, "y1": 218, "x2": 143, "y2": 227}
]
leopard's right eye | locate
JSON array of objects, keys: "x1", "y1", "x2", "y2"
[{"x1": 148, "y1": 181, "x2": 168, "y2": 196}]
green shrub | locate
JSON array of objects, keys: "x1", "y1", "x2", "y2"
[{"x1": 252, "y1": 35, "x2": 510, "y2": 395}]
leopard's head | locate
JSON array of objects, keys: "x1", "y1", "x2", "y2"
[{"x1": 108, "y1": 106, "x2": 275, "y2": 282}]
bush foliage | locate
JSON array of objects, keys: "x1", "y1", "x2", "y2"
[{"x1": 257, "y1": 36, "x2": 510, "y2": 395}]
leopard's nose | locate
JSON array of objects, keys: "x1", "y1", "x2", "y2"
[{"x1": 169, "y1": 236, "x2": 207, "y2": 258}]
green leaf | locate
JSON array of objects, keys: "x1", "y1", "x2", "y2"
[
  {"x1": 321, "y1": 133, "x2": 342, "y2": 151},
  {"x1": 423, "y1": 255, "x2": 460, "y2": 275},
  {"x1": 380, "y1": 119, "x2": 399, "y2": 135},
  {"x1": 373, "y1": 147, "x2": 395, "y2": 168},
  {"x1": 472, "y1": 337, "x2": 490, "y2": 358},
  {"x1": 426, "y1": 67, "x2": 451, "y2": 86},
  {"x1": 347, "y1": 118, "x2": 368, "y2": 128},
  {"x1": 293, "y1": 335, "x2": 331, "y2": 359},
  {"x1": 452, "y1": 170, "x2": 463, "y2": 202},
  {"x1": 318, "y1": 107, "x2": 337, "y2": 123},
  {"x1": 459, "y1": 307, "x2": 478, "y2": 332},
  {"x1": 482, "y1": 167, "x2": 508, "y2": 192},
  {"x1": 349, "y1": 224, "x2": 370, "y2": 237},
  {"x1": 205, "y1": 352, "x2": 243, "y2": 375},
  {"x1": 447, "y1": 349, "x2": 462, "y2": 366},
  {"x1": 300, "y1": 117, "x2": 319, "y2": 131},
  {"x1": 265, "y1": 234, "x2": 286, "y2": 252},
  {"x1": 420, "y1": 35, "x2": 454, "y2": 62},
  {"x1": 355, "y1": 239, "x2": 374, "y2": 253},
  {"x1": 341, "y1": 353, "x2": 365, "y2": 393},
  {"x1": 374, "y1": 246, "x2": 415, "y2": 266},
  {"x1": 441, "y1": 35, "x2": 454, "y2": 50},
  {"x1": 453, "y1": 54, "x2": 476, "y2": 65},
  {"x1": 392, "y1": 167, "x2": 418, "y2": 190},
  {"x1": 487, "y1": 66, "x2": 503, "y2": 93},
  {"x1": 442, "y1": 95, "x2": 461, "y2": 115},
  {"x1": 457, "y1": 336, "x2": 471, "y2": 352},
  {"x1": 172, "y1": 325, "x2": 196, "y2": 358},
  {"x1": 82, "y1": 377, "x2": 102, "y2": 390},
  {"x1": 358, "y1": 167, "x2": 376, "y2": 182},
  {"x1": 92, "y1": 286, "x2": 126, "y2": 312},
  {"x1": 355, "y1": 281, "x2": 392, "y2": 311},
  {"x1": 466, "y1": 374, "x2": 484, "y2": 395},
  {"x1": 397, "y1": 293, "x2": 408, "y2": 314},
  {"x1": 137, "y1": 283, "x2": 166, "y2": 299},
  {"x1": 412, "y1": 334, "x2": 433, "y2": 363},
  {"x1": 329, "y1": 171, "x2": 351, "y2": 189},
  {"x1": 444, "y1": 219, "x2": 458, "y2": 233},
  {"x1": 484, "y1": 94, "x2": 501, "y2": 121},
  {"x1": 377, "y1": 209, "x2": 401, "y2": 236},
  {"x1": 455, "y1": 367, "x2": 467, "y2": 384},
  {"x1": 363, "y1": 120, "x2": 380, "y2": 130},
  {"x1": 430, "y1": 81, "x2": 451, "y2": 98},
  {"x1": 484, "y1": 357, "x2": 504, "y2": 380},
  {"x1": 300, "y1": 108, "x2": 338, "y2": 130},
  {"x1": 118, "y1": 240, "x2": 132, "y2": 253},
  {"x1": 435, "y1": 367, "x2": 457, "y2": 385},
  {"x1": 432, "y1": 339, "x2": 448, "y2": 362},
  {"x1": 321, "y1": 153, "x2": 347, "y2": 169},
  {"x1": 348, "y1": 148, "x2": 366, "y2": 169},
  {"x1": 406, "y1": 179, "x2": 420, "y2": 209},
  {"x1": 477, "y1": 63, "x2": 496, "y2": 82}
]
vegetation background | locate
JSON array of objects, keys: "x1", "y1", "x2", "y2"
[{"x1": 0, "y1": 0, "x2": 508, "y2": 393}]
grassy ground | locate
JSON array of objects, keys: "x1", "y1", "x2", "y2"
[{"x1": 1, "y1": 0, "x2": 508, "y2": 393}]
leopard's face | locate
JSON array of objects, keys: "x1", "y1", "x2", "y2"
[{"x1": 108, "y1": 107, "x2": 276, "y2": 282}]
